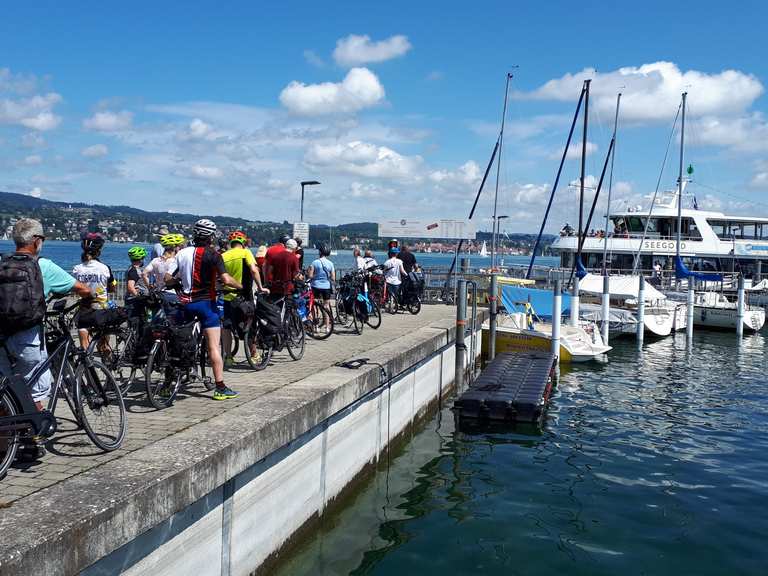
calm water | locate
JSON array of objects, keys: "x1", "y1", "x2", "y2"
[
  {"x1": 276, "y1": 332, "x2": 768, "y2": 576},
  {"x1": 0, "y1": 240, "x2": 556, "y2": 275}
]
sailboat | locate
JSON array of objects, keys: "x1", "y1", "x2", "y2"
[
  {"x1": 328, "y1": 226, "x2": 338, "y2": 256},
  {"x1": 479, "y1": 241, "x2": 488, "y2": 257}
]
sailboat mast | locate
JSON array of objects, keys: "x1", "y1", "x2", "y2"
[
  {"x1": 491, "y1": 72, "x2": 513, "y2": 271},
  {"x1": 578, "y1": 79, "x2": 591, "y2": 246},
  {"x1": 602, "y1": 92, "x2": 621, "y2": 275},
  {"x1": 675, "y1": 91, "x2": 687, "y2": 292}
]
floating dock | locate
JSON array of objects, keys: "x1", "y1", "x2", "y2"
[{"x1": 453, "y1": 351, "x2": 556, "y2": 424}]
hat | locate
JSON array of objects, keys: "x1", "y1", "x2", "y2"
[
  {"x1": 285, "y1": 239, "x2": 298, "y2": 251},
  {"x1": 256, "y1": 245, "x2": 267, "y2": 258},
  {"x1": 155, "y1": 225, "x2": 170, "y2": 237}
]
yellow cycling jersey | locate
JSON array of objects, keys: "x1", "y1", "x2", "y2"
[{"x1": 221, "y1": 246, "x2": 256, "y2": 301}]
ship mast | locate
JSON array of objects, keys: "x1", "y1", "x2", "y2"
[
  {"x1": 675, "y1": 92, "x2": 687, "y2": 289},
  {"x1": 601, "y1": 92, "x2": 621, "y2": 275}
]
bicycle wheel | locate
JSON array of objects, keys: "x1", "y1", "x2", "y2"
[
  {"x1": 145, "y1": 340, "x2": 176, "y2": 409},
  {"x1": 244, "y1": 325, "x2": 273, "y2": 371},
  {"x1": 75, "y1": 360, "x2": 127, "y2": 451},
  {"x1": 352, "y1": 301, "x2": 364, "y2": 335},
  {"x1": 59, "y1": 367, "x2": 84, "y2": 428},
  {"x1": 335, "y1": 298, "x2": 350, "y2": 327},
  {"x1": 286, "y1": 308, "x2": 306, "y2": 360},
  {"x1": 385, "y1": 291, "x2": 398, "y2": 315},
  {"x1": 0, "y1": 388, "x2": 19, "y2": 480},
  {"x1": 307, "y1": 302, "x2": 333, "y2": 340},
  {"x1": 366, "y1": 299, "x2": 382, "y2": 329},
  {"x1": 407, "y1": 297, "x2": 422, "y2": 315}
]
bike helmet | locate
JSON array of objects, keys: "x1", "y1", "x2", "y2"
[
  {"x1": 159, "y1": 233, "x2": 186, "y2": 248},
  {"x1": 128, "y1": 246, "x2": 148, "y2": 260},
  {"x1": 80, "y1": 232, "x2": 105, "y2": 254},
  {"x1": 193, "y1": 218, "x2": 217, "y2": 237},
  {"x1": 228, "y1": 230, "x2": 248, "y2": 245}
]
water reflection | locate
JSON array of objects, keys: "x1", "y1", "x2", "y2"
[{"x1": 276, "y1": 330, "x2": 768, "y2": 576}]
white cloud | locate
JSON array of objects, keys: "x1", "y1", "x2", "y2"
[
  {"x1": 428, "y1": 161, "x2": 481, "y2": 185},
  {"x1": 0, "y1": 93, "x2": 62, "y2": 131},
  {"x1": 0, "y1": 68, "x2": 39, "y2": 95},
  {"x1": 28, "y1": 186, "x2": 43, "y2": 198},
  {"x1": 333, "y1": 34, "x2": 412, "y2": 67},
  {"x1": 749, "y1": 172, "x2": 768, "y2": 189},
  {"x1": 516, "y1": 62, "x2": 764, "y2": 123},
  {"x1": 187, "y1": 164, "x2": 223, "y2": 180},
  {"x1": 280, "y1": 67, "x2": 385, "y2": 116},
  {"x1": 83, "y1": 110, "x2": 133, "y2": 131},
  {"x1": 82, "y1": 144, "x2": 109, "y2": 157},
  {"x1": 23, "y1": 154, "x2": 42, "y2": 165},
  {"x1": 693, "y1": 113, "x2": 768, "y2": 152},
  {"x1": 21, "y1": 132, "x2": 45, "y2": 148},
  {"x1": 303, "y1": 49, "x2": 325, "y2": 68},
  {"x1": 304, "y1": 140, "x2": 421, "y2": 180},
  {"x1": 551, "y1": 141, "x2": 598, "y2": 160}
]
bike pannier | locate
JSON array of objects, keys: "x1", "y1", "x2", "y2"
[{"x1": 168, "y1": 321, "x2": 198, "y2": 367}]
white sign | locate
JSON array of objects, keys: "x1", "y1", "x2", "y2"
[
  {"x1": 378, "y1": 219, "x2": 476, "y2": 240},
  {"x1": 293, "y1": 222, "x2": 309, "y2": 245},
  {"x1": 642, "y1": 239, "x2": 688, "y2": 253},
  {"x1": 735, "y1": 243, "x2": 768, "y2": 256}
]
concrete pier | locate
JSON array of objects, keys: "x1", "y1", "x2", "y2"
[{"x1": 0, "y1": 305, "x2": 484, "y2": 576}]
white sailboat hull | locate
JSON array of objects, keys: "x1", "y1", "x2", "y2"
[{"x1": 694, "y1": 306, "x2": 765, "y2": 331}]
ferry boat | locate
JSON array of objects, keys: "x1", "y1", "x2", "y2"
[{"x1": 551, "y1": 181, "x2": 768, "y2": 281}]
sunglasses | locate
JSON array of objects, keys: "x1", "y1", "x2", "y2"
[{"x1": 34, "y1": 234, "x2": 46, "y2": 242}]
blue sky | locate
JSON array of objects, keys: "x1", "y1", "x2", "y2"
[{"x1": 2, "y1": 1, "x2": 767, "y2": 232}]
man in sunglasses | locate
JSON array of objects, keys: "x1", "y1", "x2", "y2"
[{"x1": 0, "y1": 218, "x2": 91, "y2": 461}]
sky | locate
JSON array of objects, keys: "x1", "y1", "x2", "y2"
[{"x1": 2, "y1": 1, "x2": 768, "y2": 233}]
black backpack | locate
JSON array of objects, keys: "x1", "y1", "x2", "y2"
[{"x1": 0, "y1": 253, "x2": 46, "y2": 336}]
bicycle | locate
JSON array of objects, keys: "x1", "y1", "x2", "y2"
[
  {"x1": 143, "y1": 311, "x2": 214, "y2": 410},
  {"x1": 0, "y1": 298, "x2": 127, "y2": 477},
  {"x1": 334, "y1": 271, "x2": 378, "y2": 333},
  {"x1": 296, "y1": 281, "x2": 334, "y2": 340},
  {"x1": 223, "y1": 295, "x2": 273, "y2": 371}
]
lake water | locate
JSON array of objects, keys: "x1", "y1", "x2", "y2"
[
  {"x1": 275, "y1": 331, "x2": 768, "y2": 576},
  {"x1": 0, "y1": 240, "x2": 557, "y2": 275}
]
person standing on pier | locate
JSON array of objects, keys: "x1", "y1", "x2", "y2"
[
  {"x1": 353, "y1": 247, "x2": 366, "y2": 271},
  {"x1": 169, "y1": 219, "x2": 242, "y2": 401},
  {"x1": 397, "y1": 244, "x2": 417, "y2": 274},
  {"x1": 264, "y1": 237, "x2": 300, "y2": 302},
  {"x1": 307, "y1": 243, "x2": 335, "y2": 334},
  {"x1": 384, "y1": 248, "x2": 406, "y2": 303}
]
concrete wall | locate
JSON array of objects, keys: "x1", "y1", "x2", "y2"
[{"x1": 68, "y1": 320, "x2": 480, "y2": 576}]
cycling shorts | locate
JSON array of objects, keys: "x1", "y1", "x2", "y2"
[
  {"x1": 182, "y1": 300, "x2": 221, "y2": 329},
  {"x1": 312, "y1": 287, "x2": 332, "y2": 301}
]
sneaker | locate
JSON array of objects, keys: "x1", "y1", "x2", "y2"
[
  {"x1": 213, "y1": 386, "x2": 239, "y2": 401},
  {"x1": 223, "y1": 356, "x2": 235, "y2": 370}
]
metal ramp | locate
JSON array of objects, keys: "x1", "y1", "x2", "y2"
[{"x1": 453, "y1": 351, "x2": 556, "y2": 425}]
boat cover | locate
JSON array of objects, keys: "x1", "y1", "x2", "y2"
[
  {"x1": 501, "y1": 286, "x2": 571, "y2": 319},
  {"x1": 579, "y1": 273, "x2": 666, "y2": 302},
  {"x1": 675, "y1": 255, "x2": 723, "y2": 282},
  {"x1": 578, "y1": 302, "x2": 638, "y2": 325}
]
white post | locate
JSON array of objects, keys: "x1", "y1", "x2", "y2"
[
  {"x1": 552, "y1": 279, "x2": 562, "y2": 361},
  {"x1": 686, "y1": 280, "x2": 695, "y2": 340},
  {"x1": 636, "y1": 274, "x2": 645, "y2": 344},
  {"x1": 570, "y1": 276, "x2": 580, "y2": 327},
  {"x1": 737, "y1": 275, "x2": 745, "y2": 339},
  {"x1": 601, "y1": 275, "x2": 610, "y2": 345}
]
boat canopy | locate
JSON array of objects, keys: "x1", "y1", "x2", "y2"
[
  {"x1": 500, "y1": 286, "x2": 571, "y2": 319},
  {"x1": 579, "y1": 273, "x2": 666, "y2": 302}
]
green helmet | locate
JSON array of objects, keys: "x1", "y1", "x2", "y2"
[{"x1": 128, "y1": 246, "x2": 148, "y2": 261}]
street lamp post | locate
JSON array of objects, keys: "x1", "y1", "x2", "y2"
[
  {"x1": 300, "y1": 180, "x2": 321, "y2": 222},
  {"x1": 492, "y1": 215, "x2": 509, "y2": 270}
]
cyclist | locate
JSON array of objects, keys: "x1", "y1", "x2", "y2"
[
  {"x1": 264, "y1": 237, "x2": 300, "y2": 302},
  {"x1": 72, "y1": 232, "x2": 116, "y2": 349},
  {"x1": 397, "y1": 244, "x2": 417, "y2": 274},
  {"x1": 126, "y1": 246, "x2": 148, "y2": 298},
  {"x1": 353, "y1": 247, "x2": 366, "y2": 271},
  {"x1": 221, "y1": 230, "x2": 269, "y2": 368},
  {"x1": 294, "y1": 237, "x2": 305, "y2": 270},
  {"x1": 169, "y1": 219, "x2": 242, "y2": 400},
  {"x1": 383, "y1": 248, "x2": 406, "y2": 305},
  {"x1": 0, "y1": 218, "x2": 92, "y2": 461},
  {"x1": 143, "y1": 233, "x2": 185, "y2": 318},
  {"x1": 363, "y1": 249, "x2": 379, "y2": 271},
  {"x1": 307, "y1": 243, "x2": 335, "y2": 334}
]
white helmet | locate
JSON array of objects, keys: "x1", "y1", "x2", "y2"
[{"x1": 194, "y1": 218, "x2": 217, "y2": 237}]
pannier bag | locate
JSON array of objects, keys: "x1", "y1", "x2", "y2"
[
  {"x1": 168, "y1": 321, "x2": 199, "y2": 367},
  {"x1": 255, "y1": 297, "x2": 281, "y2": 341},
  {"x1": 0, "y1": 253, "x2": 46, "y2": 335},
  {"x1": 77, "y1": 307, "x2": 129, "y2": 330},
  {"x1": 233, "y1": 296, "x2": 256, "y2": 337}
]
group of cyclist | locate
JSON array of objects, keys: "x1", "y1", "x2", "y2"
[{"x1": 0, "y1": 217, "x2": 422, "y2": 466}]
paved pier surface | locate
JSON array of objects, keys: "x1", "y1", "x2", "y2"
[{"x1": 1, "y1": 305, "x2": 456, "y2": 506}]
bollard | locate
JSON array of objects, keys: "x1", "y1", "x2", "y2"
[
  {"x1": 737, "y1": 275, "x2": 745, "y2": 339},
  {"x1": 757, "y1": 260, "x2": 762, "y2": 283},
  {"x1": 552, "y1": 279, "x2": 562, "y2": 360},
  {"x1": 570, "y1": 275, "x2": 580, "y2": 327},
  {"x1": 601, "y1": 275, "x2": 610, "y2": 345},
  {"x1": 636, "y1": 274, "x2": 645, "y2": 344},
  {"x1": 460, "y1": 257, "x2": 470, "y2": 274},
  {"x1": 686, "y1": 281, "x2": 695, "y2": 340},
  {"x1": 488, "y1": 273, "x2": 498, "y2": 361},
  {"x1": 455, "y1": 279, "x2": 468, "y2": 390}
]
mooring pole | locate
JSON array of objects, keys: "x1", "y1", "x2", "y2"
[
  {"x1": 455, "y1": 279, "x2": 468, "y2": 389},
  {"x1": 686, "y1": 281, "x2": 695, "y2": 340},
  {"x1": 756, "y1": 260, "x2": 762, "y2": 283},
  {"x1": 552, "y1": 279, "x2": 562, "y2": 360},
  {"x1": 570, "y1": 275, "x2": 580, "y2": 327},
  {"x1": 636, "y1": 274, "x2": 645, "y2": 344},
  {"x1": 489, "y1": 273, "x2": 498, "y2": 360},
  {"x1": 737, "y1": 275, "x2": 745, "y2": 339},
  {"x1": 601, "y1": 275, "x2": 610, "y2": 345}
]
